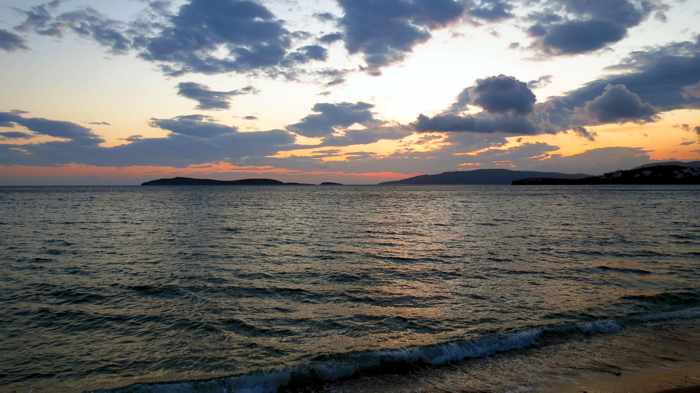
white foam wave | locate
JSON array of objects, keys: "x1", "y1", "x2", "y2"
[{"x1": 93, "y1": 310, "x2": 700, "y2": 393}]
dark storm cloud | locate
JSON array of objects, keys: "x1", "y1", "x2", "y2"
[
  {"x1": 288, "y1": 102, "x2": 377, "y2": 137},
  {"x1": 0, "y1": 29, "x2": 28, "y2": 51},
  {"x1": 0, "y1": 113, "x2": 296, "y2": 167},
  {"x1": 582, "y1": 84, "x2": 657, "y2": 123},
  {"x1": 337, "y1": 0, "x2": 466, "y2": 73},
  {"x1": 0, "y1": 112, "x2": 103, "y2": 145},
  {"x1": 527, "y1": 0, "x2": 664, "y2": 56},
  {"x1": 177, "y1": 82, "x2": 258, "y2": 110}
]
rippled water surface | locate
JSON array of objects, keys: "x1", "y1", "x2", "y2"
[{"x1": 1, "y1": 185, "x2": 699, "y2": 392}]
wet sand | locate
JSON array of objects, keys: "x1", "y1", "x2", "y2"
[
  {"x1": 556, "y1": 363, "x2": 700, "y2": 393},
  {"x1": 660, "y1": 387, "x2": 700, "y2": 393}
]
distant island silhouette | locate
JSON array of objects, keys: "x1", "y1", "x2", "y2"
[
  {"x1": 381, "y1": 169, "x2": 589, "y2": 185},
  {"x1": 142, "y1": 177, "x2": 313, "y2": 186},
  {"x1": 142, "y1": 162, "x2": 700, "y2": 186},
  {"x1": 513, "y1": 163, "x2": 700, "y2": 185}
]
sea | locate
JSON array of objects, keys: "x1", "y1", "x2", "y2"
[{"x1": 1, "y1": 185, "x2": 699, "y2": 393}]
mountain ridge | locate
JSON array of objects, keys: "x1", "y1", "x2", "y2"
[
  {"x1": 513, "y1": 164, "x2": 700, "y2": 185},
  {"x1": 380, "y1": 169, "x2": 589, "y2": 185}
]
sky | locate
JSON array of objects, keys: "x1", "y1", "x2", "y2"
[{"x1": 0, "y1": 0, "x2": 699, "y2": 185}]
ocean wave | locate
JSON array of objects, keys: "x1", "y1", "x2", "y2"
[
  {"x1": 90, "y1": 308, "x2": 700, "y2": 393},
  {"x1": 595, "y1": 265, "x2": 652, "y2": 275},
  {"x1": 623, "y1": 291, "x2": 700, "y2": 307}
]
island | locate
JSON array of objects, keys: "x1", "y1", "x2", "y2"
[
  {"x1": 381, "y1": 169, "x2": 589, "y2": 185},
  {"x1": 513, "y1": 163, "x2": 700, "y2": 185},
  {"x1": 142, "y1": 177, "x2": 311, "y2": 186}
]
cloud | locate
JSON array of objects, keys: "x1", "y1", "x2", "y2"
[
  {"x1": 151, "y1": 114, "x2": 237, "y2": 138},
  {"x1": 527, "y1": 75, "x2": 553, "y2": 89},
  {"x1": 527, "y1": 0, "x2": 662, "y2": 56},
  {"x1": 582, "y1": 84, "x2": 657, "y2": 123},
  {"x1": 177, "y1": 82, "x2": 258, "y2": 110},
  {"x1": 683, "y1": 82, "x2": 700, "y2": 99},
  {"x1": 315, "y1": 67, "x2": 353, "y2": 86},
  {"x1": 533, "y1": 146, "x2": 653, "y2": 174},
  {"x1": 415, "y1": 113, "x2": 536, "y2": 134},
  {"x1": 0, "y1": 111, "x2": 102, "y2": 145},
  {"x1": 88, "y1": 121, "x2": 111, "y2": 126},
  {"x1": 467, "y1": 0, "x2": 514, "y2": 22},
  {"x1": 0, "y1": 113, "x2": 296, "y2": 167},
  {"x1": 15, "y1": 0, "x2": 324, "y2": 77},
  {"x1": 337, "y1": 0, "x2": 466, "y2": 73},
  {"x1": 313, "y1": 12, "x2": 339, "y2": 23},
  {"x1": 0, "y1": 29, "x2": 28, "y2": 52},
  {"x1": 533, "y1": 36, "x2": 700, "y2": 129},
  {"x1": 533, "y1": 19, "x2": 626, "y2": 55},
  {"x1": 288, "y1": 102, "x2": 378, "y2": 137},
  {"x1": 0, "y1": 131, "x2": 33, "y2": 139},
  {"x1": 319, "y1": 126, "x2": 412, "y2": 147},
  {"x1": 16, "y1": 2, "x2": 132, "y2": 54},
  {"x1": 417, "y1": 36, "x2": 700, "y2": 136},
  {"x1": 319, "y1": 32, "x2": 344, "y2": 44},
  {"x1": 14, "y1": 0, "x2": 63, "y2": 36},
  {"x1": 325, "y1": 78, "x2": 346, "y2": 87},
  {"x1": 462, "y1": 143, "x2": 652, "y2": 174},
  {"x1": 139, "y1": 0, "x2": 294, "y2": 75},
  {"x1": 471, "y1": 75, "x2": 537, "y2": 115},
  {"x1": 416, "y1": 75, "x2": 539, "y2": 134},
  {"x1": 572, "y1": 126, "x2": 597, "y2": 141},
  {"x1": 284, "y1": 45, "x2": 328, "y2": 65},
  {"x1": 447, "y1": 75, "x2": 537, "y2": 115}
]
